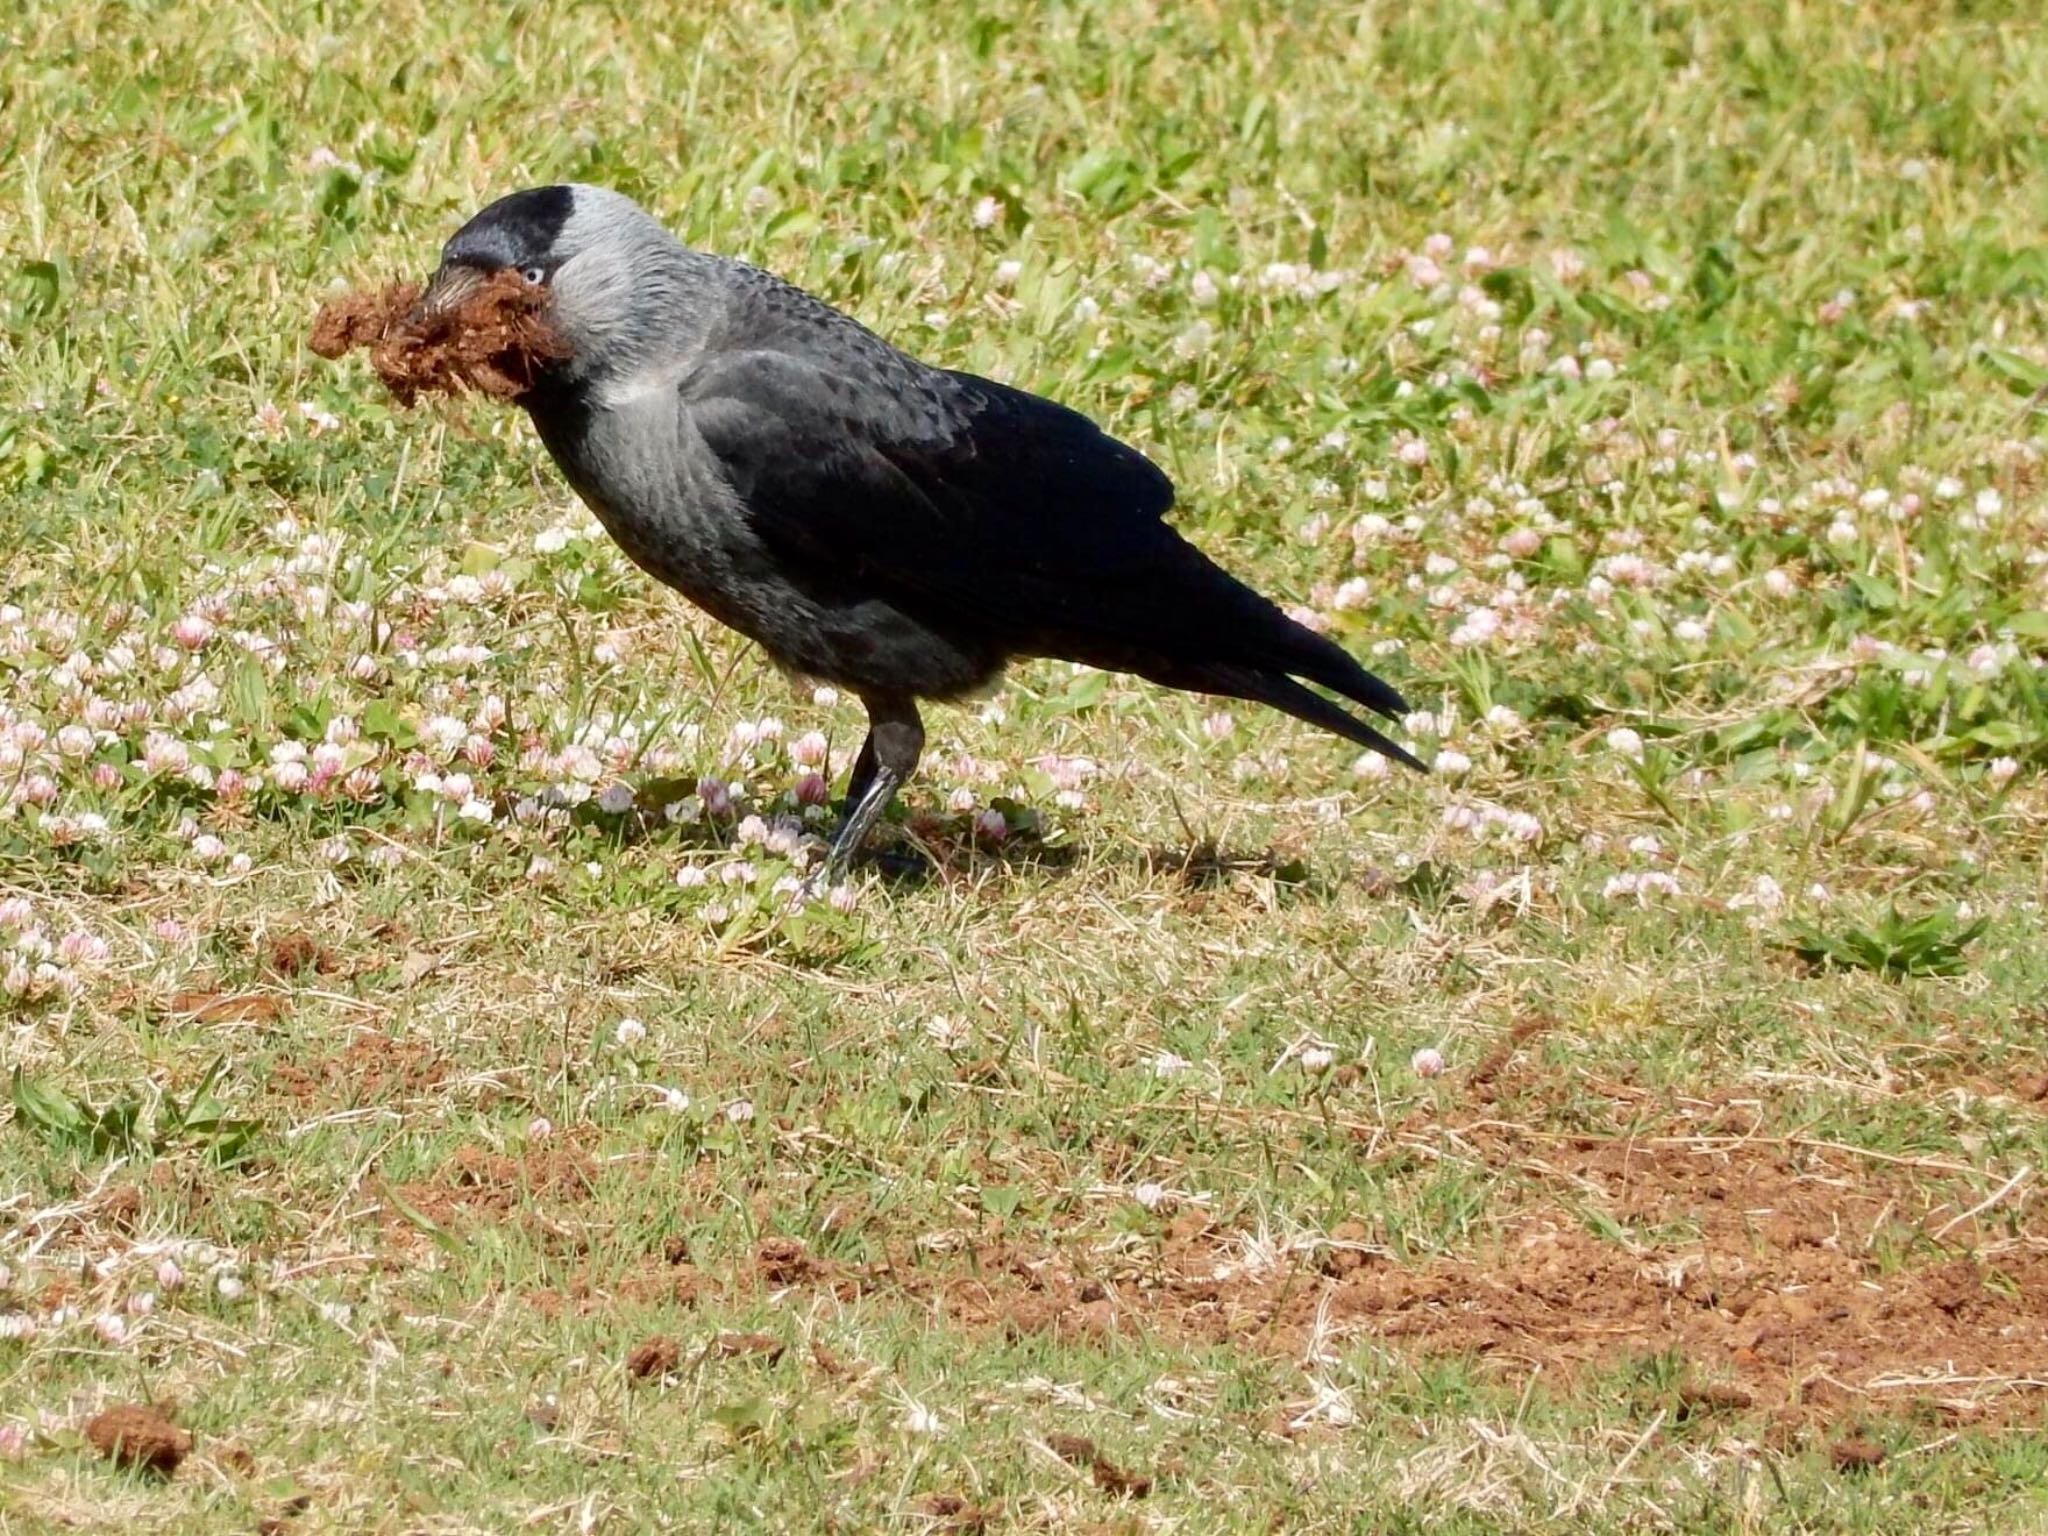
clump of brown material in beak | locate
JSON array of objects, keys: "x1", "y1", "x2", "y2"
[{"x1": 309, "y1": 270, "x2": 569, "y2": 407}]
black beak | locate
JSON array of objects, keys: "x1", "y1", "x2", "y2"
[{"x1": 410, "y1": 263, "x2": 485, "y2": 324}]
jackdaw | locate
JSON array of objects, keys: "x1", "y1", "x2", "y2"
[{"x1": 416, "y1": 184, "x2": 1420, "y2": 883}]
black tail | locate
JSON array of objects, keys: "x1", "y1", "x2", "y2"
[
  {"x1": 1049, "y1": 535, "x2": 1424, "y2": 771},
  {"x1": 1193, "y1": 568, "x2": 1424, "y2": 772},
  {"x1": 1163, "y1": 658, "x2": 1424, "y2": 771}
]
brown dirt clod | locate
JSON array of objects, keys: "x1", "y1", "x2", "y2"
[
  {"x1": 263, "y1": 931, "x2": 335, "y2": 977},
  {"x1": 712, "y1": 1331, "x2": 786, "y2": 1363},
  {"x1": 1677, "y1": 1382, "x2": 1756, "y2": 1415},
  {"x1": 625, "y1": 1335, "x2": 681, "y2": 1379},
  {"x1": 309, "y1": 272, "x2": 569, "y2": 408},
  {"x1": 1046, "y1": 1433, "x2": 1152, "y2": 1498},
  {"x1": 99, "y1": 1183, "x2": 143, "y2": 1233},
  {"x1": 1046, "y1": 1433, "x2": 1097, "y2": 1466},
  {"x1": 756, "y1": 1236, "x2": 816, "y2": 1286},
  {"x1": 914, "y1": 1493, "x2": 990, "y2": 1532},
  {"x1": 84, "y1": 1403, "x2": 192, "y2": 1476},
  {"x1": 1831, "y1": 1436, "x2": 1886, "y2": 1472},
  {"x1": 1091, "y1": 1455, "x2": 1154, "y2": 1499}
]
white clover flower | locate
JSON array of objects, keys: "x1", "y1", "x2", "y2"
[
  {"x1": 1450, "y1": 608, "x2": 1500, "y2": 647},
  {"x1": 1732, "y1": 874, "x2": 1785, "y2": 913}
]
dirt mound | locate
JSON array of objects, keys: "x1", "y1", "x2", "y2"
[
  {"x1": 84, "y1": 1403, "x2": 191, "y2": 1475},
  {"x1": 756, "y1": 1236, "x2": 817, "y2": 1286},
  {"x1": 309, "y1": 272, "x2": 567, "y2": 406},
  {"x1": 625, "y1": 1335, "x2": 680, "y2": 1379}
]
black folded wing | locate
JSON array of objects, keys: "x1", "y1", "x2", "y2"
[{"x1": 682, "y1": 348, "x2": 1418, "y2": 765}]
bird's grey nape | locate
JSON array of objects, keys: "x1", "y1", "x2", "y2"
[{"x1": 544, "y1": 188, "x2": 734, "y2": 393}]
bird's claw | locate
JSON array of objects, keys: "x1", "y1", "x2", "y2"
[{"x1": 788, "y1": 869, "x2": 829, "y2": 911}]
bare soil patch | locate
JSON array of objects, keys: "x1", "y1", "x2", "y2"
[
  {"x1": 391, "y1": 1137, "x2": 598, "y2": 1242},
  {"x1": 917, "y1": 1131, "x2": 2046, "y2": 1422},
  {"x1": 705, "y1": 1126, "x2": 2044, "y2": 1423},
  {"x1": 270, "y1": 1032, "x2": 449, "y2": 1108}
]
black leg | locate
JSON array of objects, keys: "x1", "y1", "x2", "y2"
[
  {"x1": 843, "y1": 729, "x2": 878, "y2": 814},
  {"x1": 804, "y1": 693, "x2": 922, "y2": 895}
]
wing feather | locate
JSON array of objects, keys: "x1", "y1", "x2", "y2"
[{"x1": 681, "y1": 347, "x2": 1410, "y2": 744}]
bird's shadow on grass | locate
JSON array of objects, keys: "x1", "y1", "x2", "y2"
[
  {"x1": 857, "y1": 824, "x2": 1083, "y2": 889},
  {"x1": 870, "y1": 828, "x2": 1375, "y2": 901},
  {"x1": 597, "y1": 776, "x2": 1396, "y2": 897}
]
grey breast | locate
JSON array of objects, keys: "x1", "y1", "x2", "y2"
[{"x1": 529, "y1": 366, "x2": 1003, "y2": 701}]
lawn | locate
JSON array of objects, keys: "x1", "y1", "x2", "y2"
[{"x1": 3, "y1": 0, "x2": 2047, "y2": 1529}]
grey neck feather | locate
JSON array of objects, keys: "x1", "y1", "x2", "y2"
[{"x1": 548, "y1": 186, "x2": 732, "y2": 399}]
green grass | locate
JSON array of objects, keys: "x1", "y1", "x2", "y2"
[{"x1": 4, "y1": 0, "x2": 2048, "y2": 1529}]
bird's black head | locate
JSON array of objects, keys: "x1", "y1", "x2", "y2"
[
  {"x1": 420, "y1": 183, "x2": 691, "y2": 397},
  {"x1": 414, "y1": 185, "x2": 579, "y2": 335},
  {"x1": 439, "y1": 185, "x2": 577, "y2": 286}
]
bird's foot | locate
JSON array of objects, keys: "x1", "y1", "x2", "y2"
[
  {"x1": 786, "y1": 843, "x2": 927, "y2": 913},
  {"x1": 789, "y1": 864, "x2": 833, "y2": 911}
]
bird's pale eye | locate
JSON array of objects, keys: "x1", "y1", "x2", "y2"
[{"x1": 521, "y1": 265, "x2": 548, "y2": 286}]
